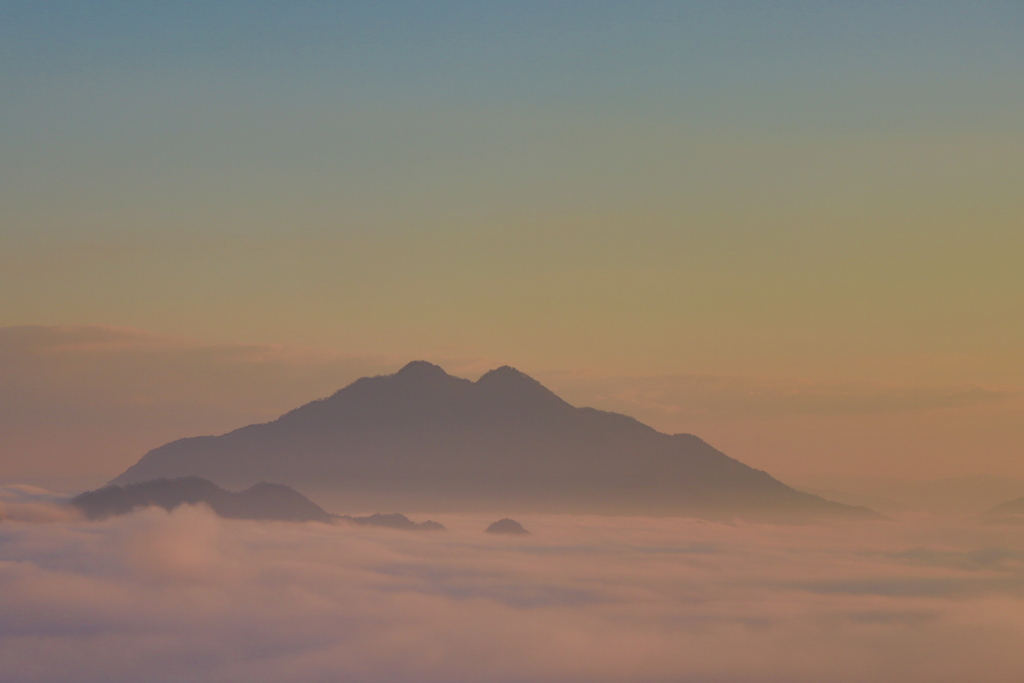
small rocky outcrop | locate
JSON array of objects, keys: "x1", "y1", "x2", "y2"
[
  {"x1": 485, "y1": 518, "x2": 529, "y2": 535},
  {"x1": 71, "y1": 477, "x2": 334, "y2": 522},
  {"x1": 339, "y1": 512, "x2": 445, "y2": 531}
]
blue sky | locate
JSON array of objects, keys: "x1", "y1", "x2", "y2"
[
  {"x1": 2, "y1": 0, "x2": 1022, "y2": 364},
  {"x1": 1, "y1": 1, "x2": 1024, "y2": 481}
]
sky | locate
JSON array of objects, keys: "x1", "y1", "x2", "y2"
[{"x1": 2, "y1": 1, "x2": 1023, "y2": 487}]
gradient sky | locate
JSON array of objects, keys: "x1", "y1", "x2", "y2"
[{"x1": 2, "y1": 2, "x2": 1023, "y2": 486}]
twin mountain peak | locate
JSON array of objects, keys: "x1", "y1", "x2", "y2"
[{"x1": 113, "y1": 361, "x2": 879, "y2": 521}]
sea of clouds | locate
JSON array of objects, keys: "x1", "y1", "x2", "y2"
[{"x1": 2, "y1": 488, "x2": 1024, "y2": 682}]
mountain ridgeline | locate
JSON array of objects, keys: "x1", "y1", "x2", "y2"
[
  {"x1": 72, "y1": 476, "x2": 334, "y2": 522},
  {"x1": 113, "y1": 361, "x2": 878, "y2": 521},
  {"x1": 978, "y1": 496, "x2": 1024, "y2": 525}
]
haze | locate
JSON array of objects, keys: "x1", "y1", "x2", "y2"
[{"x1": 2, "y1": 2, "x2": 1023, "y2": 681}]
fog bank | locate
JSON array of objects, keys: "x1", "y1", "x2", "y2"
[{"x1": 2, "y1": 493, "x2": 1024, "y2": 682}]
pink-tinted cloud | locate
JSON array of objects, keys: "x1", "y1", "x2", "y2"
[
  {"x1": 1, "y1": 494, "x2": 1024, "y2": 682},
  {"x1": 0, "y1": 485, "x2": 79, "y2": 523}
]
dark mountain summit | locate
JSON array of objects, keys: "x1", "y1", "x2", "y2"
[
  {"x1": 339, "y1": 512, "x2": 445, "y2": 531},
  {"x1": 486, "y1": 518, "x2": 530, "y2": 535},
  {"x1": 112, "y1": 362, "x2": 878, "y2": 521},
  {"x1": 72, "y1": 476, "x2": 333, "y2": 522}
]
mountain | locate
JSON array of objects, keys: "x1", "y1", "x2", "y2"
[
  {"x1": 113, "y1": 361, "x2": 878, "y2": 521},
  {"x1": 977, "y1": 496, "x2": 1024, "y2": 525},
  {"x1": 72, "y1": 476, "x2": 334, "y2": 522},
  {"x1": 797, "y1": 475, "x2": 1024, "y2": 517},
  {"x1": 796, "y1": 487, "x2": 909, "y2": 518},
  {"x1": 340, "y1": 512, "x2": 445, "y2": 530},
  {"x1": 486, "y1": 518, "x2": 530, "y2": 535}
]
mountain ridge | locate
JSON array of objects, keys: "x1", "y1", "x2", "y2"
[
  {"x1": 977, "y1": 494, "x2": 1024, "y2": 525},
  {"x1": 113, "y1": 361, "x2": 879, "y2": 521},
  {"x1": 71, "y1": 476, "x2": 334, "y2": 522}
]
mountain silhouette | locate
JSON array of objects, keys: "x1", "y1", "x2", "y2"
[
  {"x1": 977, "y1": 495, "x2": 1024, "y2": 525},
  {"x1": 112, "y1": 362, "x2": 878, "y2": 521},
  {"x1": 72, "y1": 476, "x2": 333, "y2": 522},
  {"x1": 486, "y1": 518, "x2": 530, "y2": 535},
  {"x1": 339, "y1": 512, "x2": 445, "y2": 530}
]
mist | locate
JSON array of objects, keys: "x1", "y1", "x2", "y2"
[{"x1": 2, "y1": 490, "x2": 1023, "y2": 682}]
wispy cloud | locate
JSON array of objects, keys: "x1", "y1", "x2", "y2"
[{"x1": 543, "y1": 372, "x2": 1019, "y2": 421}]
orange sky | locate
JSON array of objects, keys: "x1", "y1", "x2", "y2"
[
  {"x1": 1, "y1": 326, "x2": 1020, "y2": 492},
  {"x1": 2, "y1": 3, "x2": 1022, "y2": 489}
]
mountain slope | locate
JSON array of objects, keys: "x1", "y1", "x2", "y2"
[
  {"x1": 977, "y1": 495, "x2": 1024, "y2": 525},
  {"x1": 72, "y1": 476, "x2": 333, "y2": 522},
  {"x1": 113, "y1": 361, "x2": 877, "y2": 521},
  {"x1": 339, "y1": 513, "x2": 445, "y2": 531}
]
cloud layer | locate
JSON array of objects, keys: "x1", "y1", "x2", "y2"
[{"x1": 2, "y1": 496, "x2": 1024, "y2": 682}]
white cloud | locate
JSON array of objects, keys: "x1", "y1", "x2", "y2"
[{"x1": 1, "y1": 497, "x2": 1024, "y2": 682}]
